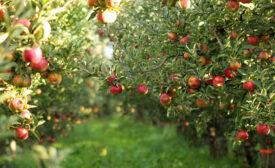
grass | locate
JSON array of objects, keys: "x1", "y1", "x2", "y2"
[{"x1": 7, "y1": 115, "x2": 242, "y2": 168}]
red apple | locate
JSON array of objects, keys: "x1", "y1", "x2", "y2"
[
  {"x1": 230, "y1": 60, "x2": 242, "y2": 70},
  {"x1": 97, "y1": 10, "x2": 117, "y2": 24},
  {"x1": 188, "y1": 76, "x2": 200, "y2": 89},
  {"x1": 202, "y1": 44, "x2": 209, "y2": 53},
  {"x1": 196, "y1": 98, "x2": 209, "y2": 107},
  {"x1": 9, "y1": 99, "x2": 24, "y2": 112},
  {"x1": 180, "y1": 36, "x2": 190, "y2": 45},
  {"x1": 240, "y1": 0, "x2": 252, "y2": 3},
  {"x1": 162, "y1": 0, "x2": 167, "y2": 4},
  {"x1": 231, "y1": 31, "x2": 237, "y2": 39},
  {"x1": 160, "y1": 93, "x2": 171, "y2": 105},
  {"x1": 187, "y1": 88, "x2": 196, "y2": 94},
  {"x1": 247, "y1": 36, "x2": 259, "y2": 46},
  {"x1": 184, "y1": 53, "x2": 189, "y2": 60},
  {"x1": 0, "y1": 5, "x2": 4, "y2": 20},
  {"x1": 204, "y1": 74, "x2": 214, "y2": 84},
  {"x1": 88, "y1": 0, "x2": 98, "y2": 7},
  {"x1": 259, "y1": 51, "x2": 270, "y2": 59},
  {"x1": 226, "y1": 0, "x2": 239, "y2": 12},
  {"x1": 110, "y1": 84, "x2": 122, "y2": 95},
  {"x1": 137, "y1": 84, "x2": 148, "y2": 94},
  {"x1": 30, "y1": 57, "x2": 49, "y2": 72},
  {"x1": 243, "y1": 81, "x2": 255, "y2": 91},
  {"x1": 48, "y1": 73, "x2": 62, "y2": 85},
  {"x1": 229, "y1": 104, "x2": 235, "y2": 111},
  {"x1": 105, "y1": 0, "x2": 121, "y2": 7},
  {"x1": 98, "y1": 30, "x2": 104, "y2": 35},
  {"x1": 242, "y1": 50, "x2": 251, "y2": 57},
  {"x1": 36, "y1": 88, "x2": 42, "y2": 95},
  {"x1": 15, "y1": 127, "x2": 28, "y2": 140},
  {"x1": 21, "y1": 110, "x2": 31, "y2": 119},
  {"x1": 23, "y1": 47, "x2": 43, "y2": 64},
  {"x1": 212, "y1": 76, "x2": 224, "y2": 88},
  {"x1": 14, "y1": 19, "x2": 31, "y2": 30},
  {"x1": 180, "y1": 0, "x2": 191, "y2": 9},
  {"x1": 169, "y1": 74, "x2": 178, "y2": 82},
  {"x1": 236, "y1": 130, "x2": 249, "y2": 140},
  {"x1": 261, "y1": 35, "x2": 270, "y2": 41},
  {"x1": 225, "y1": 68, "x2": 237, "y2": 79},
  {"x1": 256, "y1": 124, "x2": 270, "y2": 135},
  {"x1": 167, "y1": 32, "x2": 178, "y2": 41}
]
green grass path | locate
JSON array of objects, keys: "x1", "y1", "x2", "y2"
[{"x1": 11, "y1": 115, "x2": 242, "y2": 168}]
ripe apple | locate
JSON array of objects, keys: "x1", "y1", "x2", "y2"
[
  {"x1": 137, "y1": 84, "x2": 148, "y2": 94},
  {"x1": 256, "y1": 124, "x2": 270, "y2": 135},
  {"x1": 226, "y1": 0, "x2": 239, "y2": 12},
  {"x1": 198, "y1": 56, "x2": 206, "y2": 65},
  {"x1": 97, "y1": 10, "x2": 118, "y2": 24},
  {"x1": 196, "y1": 98, "x2": 209, "y2": 107},
  {"x1": 247, "y1": 36, "x2": 259, "y2": 46},
  {"x1": 160, "y1": 93, "x2": 171, "y2": 105},
  {"x1": 259, "y1": 51, "x2": 270, "y2": 59},
  {"x1": 0, "y1": 4, "x2": 4, "y2": 20},
  {"x1": 21, "y1": 110, "x2": 31, "y2": 119},
  {"x1": 261, "y1": 35, "x2": 270, "y2": 40},
  {"x1": 225, "y1": 68, "x2": 237, "y2": 79},
  {"x1": 243, "y1": 81, "x2": 255, "y2": 91},
  {"x1": 242, "y1": 50, "x2": 251, "y2": 57},
  {"x1": 180, "y1": 0, "x2": 191, "y2": 9},
  {"x1": 202, "y1": 44, "x2": 209, "y2": 53},
  {"x1": 105, "y1": 0, "x2": 121, "y2": 7},
  {"x1": 14, "y1": 19, "x2": 31, "y2": 30},
  {"x1": 23, "y1": 47, "x2": 43, "y2": 64},
  {"x1": 212, "y1": 76, "x2": 224, "y2": 88},
  {"x1": 9, "y1": 99, "x2": 24, "y2": 112},
  {"x1": 236, "y1": 130, "x2": 249, "y2": 140},
  {"x1": 188, "y1": 76, "x2": 200, "y2": 89},
  {"x1": 162, "y1": 0, "x2": 167, "y2": 4},
  {"x1": 107, "y1": 73, "x2": 117, "y2": 84},
  {"x1": 98, "y1": 30, "x2": 104, "y2": 36},
  {"x1": 184, "y1": 53, "x2": 189, "y2": 60},
  {"x1": 48, "y1": 73, "x2": 62, "y2": 85},
  {"x1": 229, "y1": 104, "x2": 235, "y2": 111},
  {"x1": 204, "y1": 74, "x2": 214, "y2": 84},
  {"x1": 180, "y1": 36, "x2": 190, "y2": 45},
  {"x1": 30, "y1": 57, "x2": 49, "y2": 72},
  {"x1": 110, "y1": 84, "x2": 122, "y2": 95},
  {"x1": 167, "y1": 32, "x2": 178, "y2": 41},
  {"x1": 88, "y1": 0, "x2": 98, "y2": 7},
  {"x1": 187, "y1": 88, "x2": 196, "y2": 94},
  {"x1": 240, "y1": 0, "x2": 252, "y2": 3},
  {"x1": 169, "y1": 74, "x2": 178, "y2": 82},
  {"x1": 231, "y1": 31, "x2": 237, "y2": 39},
  {"x1": 36, "y1": 88, "x2": 42, "y2": 95},
  {"x1": 230, "y1": 60, "x2": 242, "y2": 70},
  {"x1": 15, "y1": 127, "x2": 28, "y2": 140}
]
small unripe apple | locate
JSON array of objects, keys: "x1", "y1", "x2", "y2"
[
  {"x1": 188, "y1": 76, "x2": 200, "y2": 89},
  {"x1": 167, "y1": 32, "x2": 178, "y2": 41},
  {"x1": 180, "y1": 0, "x2": 191, "y2": 9},
  {"x1": 9, "y1": 99, "x2": 24, "y2": 112},
  {"x1": 240, "y1": 0, "x2": 252, "y2": 3},
  {"x1": 5, "y1": 52, "x2": 14, "y2": 61},
  {"x1": 259, "y1": 51, "x2": 270, "y2": 59},
  {"x1": 256, "y1": 124, "x2": 270, "y2": 135},
  {"x1": 105, "y1": 0, "x2": 121, "y2": 7},
  {"x1": 243, "y1": 81, "x2": 255, "y2": 91},
  {"x1": 23, "y1": 47, "x2": 43, "y2": 64},
  {"x1": 247, "y1": 36, "x2": 259, "y2": 46},
  {"x1": 225, "y1": 68, "x2": 237, "y2": 79},
  {"x1": 97, "y1": 10, "x2": 118, "y2": 24},
  {"x1": 21, "y1": 110, "x2": 31, "y2": 119},
  {"x1": 30, "y1": 57, "x2": 49, "y2": 72},
  {"x1": 212, "y1": 76, "x2": 224, "y2": 88},
  {"x1": 236, "y1": 130, "x2": 249, "y2": 140},
  {"x1": 230, "y1": 60, "x2": 241, "y2": 70},
  {"x1": 14, "y1": 19, "x2": 31, "y2": 30},
  {"x1": 15, "y1": 127, "x2": 28, "y2": 140},
  {"x1": 160, "y1": 93, "x2": 171, "y2": 105},
  {"x1": 137, "y1": 84, "x2": 148, "y2": 94},
  {"x1": 110, "y1": 84, "x2": 122, "y2": 95},
  {"x1": 226, "y1": 0, "x2": 239, "y2": 12},
  {"x1": 180, "y1": 36, "x2": 190, "y2": 45},
  {"x1": 196, "y1": 98, "x2": 209, "y2": 107},
  {"x1": 48, "y1": 73, "x2": 62, "y2": 85}
]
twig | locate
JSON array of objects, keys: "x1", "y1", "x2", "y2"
[
  {"x1": 125, "y1": 54, "x2": 181, "y2": 73},
  {"x1": 78, "y1": 66, "x2": 99, "y2": 77},
  {"x1": 213, "y1": 30, "x2": 223, "y2": 47}
]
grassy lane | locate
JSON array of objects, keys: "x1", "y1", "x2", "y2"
[{"x1": 9, "y1": 115, "x2": 242, "y2": 168}]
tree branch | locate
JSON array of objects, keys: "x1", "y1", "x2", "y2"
[
  {"x1": 125, "y1": 54, "x2": 181, "y2": 73},
  {"x1": 213, "y1": 30, "x2": 223, "y2": 47}
]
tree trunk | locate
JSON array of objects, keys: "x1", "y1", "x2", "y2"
[
  {"x1": 259, "y1": 137, "x2": 275, "y2": 168},
  {"x1": 208, "y1": 135, "x2": 228, "y2": 158}
]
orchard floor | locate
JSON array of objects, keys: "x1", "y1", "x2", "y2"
[{"x1": 10, "y1": 115, "x2": 242, "y2": 168}]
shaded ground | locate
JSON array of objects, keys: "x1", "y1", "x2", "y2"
[{"x1": 9, "y1": 115, "x2": 241, "y2": 168}]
